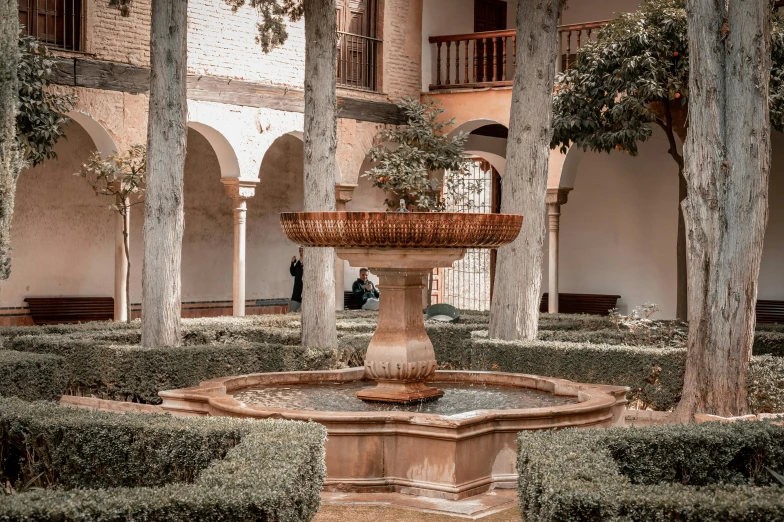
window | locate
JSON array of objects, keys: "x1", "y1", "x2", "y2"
[
  {"x1": 336, "y1": 0, "x2": 380, "y2": 92},
  {"x1": 17, "y1": 0, "x2": 84, "y2": 52}
]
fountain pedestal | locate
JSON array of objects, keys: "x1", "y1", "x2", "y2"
[{"x1": 338, "y1": 248, "x2": 466, "y2": 402}]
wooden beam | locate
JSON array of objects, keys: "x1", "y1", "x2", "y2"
[{"x1": 52, "y1": 57, "x2": 406, "y2": 125}]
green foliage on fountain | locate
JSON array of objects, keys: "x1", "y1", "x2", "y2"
[
  {"x1": 0, "y1": 397, "x2": 326, "y2": 521},
  {"x1": 518, "y1": 421, "x2": 784, "y2": 521}
]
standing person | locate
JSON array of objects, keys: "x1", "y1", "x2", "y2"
[
  {"x1": 289, "y1": 247, "x2": 304, "y2": 312},
  {"x1": 352, "y1": 268, "x2": 380, "y2": 310}
]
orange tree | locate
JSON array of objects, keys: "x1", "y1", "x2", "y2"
[{"x1": 551, "y1": 0, "x2": 784, "y2": 320}]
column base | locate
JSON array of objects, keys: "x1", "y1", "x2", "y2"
[{"x1": 356, "y1": 381, "x2": 444, "y2": 403}]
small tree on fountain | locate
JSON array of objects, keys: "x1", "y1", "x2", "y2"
[
  {"x1": 364, "y1": 97, "x2": 481, "y2": 211},
  {"x1": 76, "y1": 145, "x2": 146, "y2": 323}
]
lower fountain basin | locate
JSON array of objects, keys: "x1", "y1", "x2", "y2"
[{"x1": 159, "y1": 368, "x2": 627, "y2": 500}]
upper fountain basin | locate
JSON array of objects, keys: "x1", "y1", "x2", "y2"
[{"x1": 280, "y1": 212, "x2": 523, "y2": 249}]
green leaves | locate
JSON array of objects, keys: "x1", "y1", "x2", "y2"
[
  {"x1": 75, "y1": 145, "x2": 147, "y2": 216},
  {"x1": 551, "y1": 0, "x2": 688, "y2": 155},
  {"x1": 222, "y1": 0, "x2": 303, "y2": 53},
  {"x1": 16, "y1": 33, "x2": 76, "y2": 166},
  {"x1": 364, "y1": 97, "x2": 478, "y2": 211},
  {"x1": 553, "y1": 0, "x2": 784, "y2": 153}
]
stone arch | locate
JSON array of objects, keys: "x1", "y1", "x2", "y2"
[
  {"x1": 450, "y1": 119, "x2": 508, "y2": 176},
  {"x1": 348, "y1": 155, "x2": 388, "y2": 212},
  {"x1": 187, "y1": 122, "x2": 241, "y2": 179},
  {"x1": 1, "y1": 117, "x2": 118, "y2": 312},
  {"x1": 67, "y1": 110, "x2": 118, "y2": 158}
]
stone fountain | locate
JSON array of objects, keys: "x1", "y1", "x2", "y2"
[
  {"x1": 279, "y1": 211, "x2": 522, "y2": 402},
  {"x1": 159, "y1": 211, "x2": 628, "y2": 500}
]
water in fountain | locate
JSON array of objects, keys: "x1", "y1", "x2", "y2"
[{"x1": 232, "y1": 381, "x2": 577, "y2": 416}]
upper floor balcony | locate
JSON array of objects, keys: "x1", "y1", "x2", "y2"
[
  {"x1": 423, "y1": 0, "x2": 784, "y2": 93},
  {"x1": 427, "y1": 20, "x2": 606, "y2": 91}
]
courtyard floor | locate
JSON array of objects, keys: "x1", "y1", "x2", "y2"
[{"x1": 316, "y1": 491, "x2": 519, "y2": 521}]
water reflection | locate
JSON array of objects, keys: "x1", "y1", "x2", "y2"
[{"x1": 232, "y1": 381, "x2": 577, "y2": 416}]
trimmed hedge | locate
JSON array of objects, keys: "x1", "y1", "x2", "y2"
[
  {"x1": 470, "y1": 336, "x2": 685, "y2": 410},
  {"x1": 517, "y1": 422, "x2": 784, "y2": 521},
  {"x1": 0, "y1": 351, "x2": 67, "y2": 401},
  {"x1": 539, "y1": 326, "x2": 784, "y2": 355},
  {"x1": 469, "y1": 336, "x2": 784, "y2": 413},
  {"x1": 0, "y1": 398, "x2": 326, "y2": 521},
  {"x1": 7, "y1": 336, "x2": 364, "y2": 403}
]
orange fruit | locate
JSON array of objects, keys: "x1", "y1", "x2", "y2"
[{"x1": 675, "y1": 93, "x2": 681, "y2": 99}]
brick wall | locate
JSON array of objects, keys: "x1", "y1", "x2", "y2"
[{"x1": 77, "y1": 0, "x2": 421, "y2": 100}]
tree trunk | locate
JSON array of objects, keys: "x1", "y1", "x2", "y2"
[
  {"x1": 675, "y1": 0, "x2": 771, "y2": 420},
  {"x1": 676, "y1": 167, "x2": 687, "y2": 321},
  {"x1": 123, "y1": 211, "x2": 131, "y2": 324},
  {"x1": 488, "y1": 0, "x2": 561, "y2": 340},
  {"x1": 301, "y1": 0, "x2": 337, "y2": 348},
  {"x1": 0, "y1": 0, "x2": 24, "y2": 281},
  {"x1": 141, "y1": 0, "x2": 188, "y2": 347}
]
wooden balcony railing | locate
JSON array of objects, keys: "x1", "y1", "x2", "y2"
[{"x1": 428, "y1": 20, "x2": 609, "y2": 91}]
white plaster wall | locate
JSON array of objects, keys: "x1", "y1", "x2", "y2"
[
  {"x1": 554, "y1": 129, "x2": 784, "y2": 318},
  {"x1": 181, "y1": 129, "x2": 235, "y2": 301},
  {"x1": 248, "y1": 134, "x2": 305, "y2": 300},
  {"x1": 556, "y1": 128, "x2": 679, "y2": 316},
  {"x1": 0, "y1": 123, "x2": 115, "y2": 307},
  {"x1": 759, "y1": 131, "x2": 784, "y2": 300}
]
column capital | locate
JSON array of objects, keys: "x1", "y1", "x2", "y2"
[
  {"x1": 336, "y1": 183, "x2": 358, "y2": 205},
  {"x1": 221, "y1": 178, "x2": 258, "y2": 200},
  {"x1": 546, "y1": 187, "x2": 572, "y2": 206}
]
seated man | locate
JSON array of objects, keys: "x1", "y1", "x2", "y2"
[{"x1": 352, "y1": 268, "x2": 380, "y2": 310}]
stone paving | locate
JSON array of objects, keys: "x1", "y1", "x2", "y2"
[{"x1": 317, "y1": 490, "x2": 519, "y2": 521}]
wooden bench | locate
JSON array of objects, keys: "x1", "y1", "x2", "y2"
[
  {"x1": 344, "y1": 291, "x2": 364, "y2": 311},
  {"x1": 25, "y1": 297, "x2": 114, "y2": 325},
  {"x1": 757, "y1": 300, "x2": 784, "y2": 324},
  {"x1": 539, "y1": 293, "x2": 621, "y2": 316}
]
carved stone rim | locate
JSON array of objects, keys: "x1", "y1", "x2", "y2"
[
  {"x1": 159, "y1": 368, "x2": 628, "y2": 429},
  {"x1": 280, "y1": 211, "x2": 523, "y2": 248}
]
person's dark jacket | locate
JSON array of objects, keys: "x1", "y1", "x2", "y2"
[
  {"x1": 352, "y1": 278, "x2": 379, "y2": 305},
  {"x1": 290, "y1": 260, "x2": 303, "y2": 302}
]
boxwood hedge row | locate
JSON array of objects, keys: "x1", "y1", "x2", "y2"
[
  {"x1": 517, "y1": 421, "x2": 784, "y2": 521},
  {"x1": 0, "y1": 351, "x2": 67, "y2": 402},
  {"x1": 468, "y1": 336, "x2": 784, "y2": 413},
  {"x1": 4, "y1": 336, "x2": 365, "y2": 404},
  {"x1": 0, "y1": 398, "x2": 326, "y2": 521}
]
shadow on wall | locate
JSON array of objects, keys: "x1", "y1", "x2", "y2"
[
  {"x1": 248, "y1": 133, "x2": 305, "y2": 300},
  {"x1": 4, "y1": 121, "x2": 115, "y2": 309},
  {"x1": 180, "y1": 128, "x2": 233, "y2": 301}
]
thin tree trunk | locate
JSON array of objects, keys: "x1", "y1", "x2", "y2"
[
  {"x1": 0, "y1": 0, "x2": 24, "y2": 281},
  {"x1": 676, "y1": 0, "x2": 771, "y2": 420},
  {"x1": 123, "y1": 211, "x2": 131, "y2": 324},
  {"x1": 488, "y1": 0, "x2": 561, "y2": 340},
  {"x1": 301, "y1": 0, "x2": 337, "y2": 348},
  {"x1": 658, "y1": 104, "x2": 688, "y2": 322},
  {"x1": 141, "y1": 0, "x2": 188, "y2": 347},
  {"x1": 677, "y1": 167, "x2": 687, "y2": 321}
]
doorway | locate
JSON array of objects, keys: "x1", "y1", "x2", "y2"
[{"x1": 474, "y1": 0, "x2": 507, "y2": 82}]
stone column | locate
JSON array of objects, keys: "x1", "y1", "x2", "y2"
[
  {"x1": 114, "y1": 195, "x2": 129, "y2": 322},
  {"x1": 221, "y1": 179, "x2": 258, "y2": 317},
  {"x1": 334, "y1": 183, "x2": 357, "y2": 311},
  {"x1": 546, "y1": 188, "x2": 571, "y2": 314}
]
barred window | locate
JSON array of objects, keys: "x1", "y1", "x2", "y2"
[
  {"x1": 336, "y1": 0, "x2": 380, "y2": 92},
  {"x1": 18, "y1": 0, "x2": 84, "y2": 52}
]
